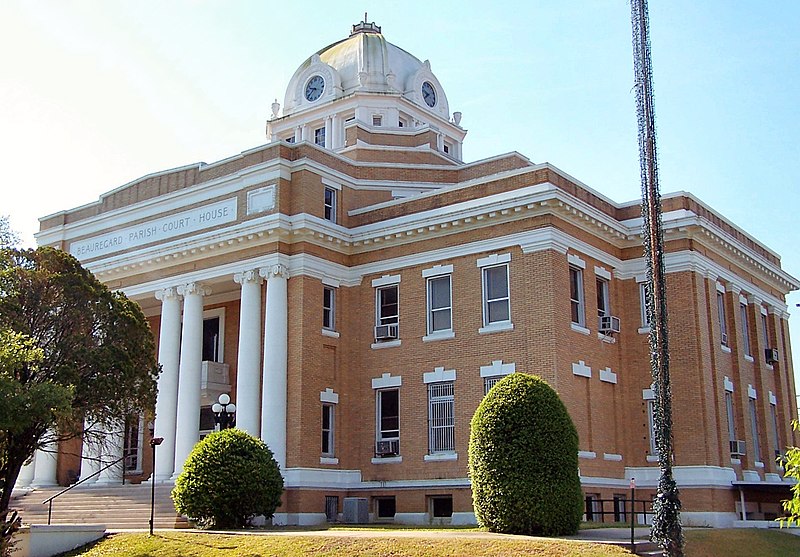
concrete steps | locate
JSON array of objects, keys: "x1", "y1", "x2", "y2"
[{"x1": 10, "y1": 484, "x2": 188, "y2": 529}]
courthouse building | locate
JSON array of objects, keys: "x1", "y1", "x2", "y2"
[{"x1": 21, "y1": 20, "x2": 799, "y2": 526}]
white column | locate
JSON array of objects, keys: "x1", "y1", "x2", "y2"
[
  {"x1": 172, "y1": 282, "x2": 209, "y2": 479},
  {"x1": 14, "y1": 454, "x2": 36, "y2": 490},
  {"x1": 79, "y1": 418, "x2": 100, "y2": 485},
  {"x1": 260, "y1": 264, "x2": 289, "y2": 471},
  {"x1": 301, "y1": 125, "x2": 310, "y2": 142},
  {"x1": 330, "y1": 114, "x2": 341, "y2": 149},
  {"x1": 294, "y1": 126, "x2": 302, "y2": 143},
  {"x1": 324, "y1": 117, "x2": 333, "y2": 149},
  {"x1": 234, "y1": 270, "x2": 264, "y2": 437},
  {"x1": 95, "y1": 422, "x2": 125, "y2": 485},
  {"x1": 31, "y1": 441, "x2": 58, "y2": 487},
  {"x1": 153, "y1": 287, "x2": 182, "y2": 481}
]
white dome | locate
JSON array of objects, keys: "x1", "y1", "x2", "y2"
[{"x1": 282, "y1": 21, "x2": 450, "y2": 119}]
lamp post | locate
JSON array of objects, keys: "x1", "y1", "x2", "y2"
[
  {"x1": 148, "y1": 430, "x2": 164, "y2": 536},
  {"x1": 212, "y1": 393, "x2": 236, "y2": 430},
  {"x1": 630, "y1": 477, "x2": 636, "y2": 553}
]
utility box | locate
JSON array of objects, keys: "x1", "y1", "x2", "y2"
[{"x1": 342, "y1": 497, "x2": 369, "y2": 524}]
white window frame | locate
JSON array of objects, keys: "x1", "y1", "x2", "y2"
[
  {"x1": 770, "y1": 401, "x2": 781, "y2": 459},
  {"x1": 323, "y1": 286, "x2": 336, "y2": 331},
  {"x1": 749, "y1": 397, "x2": 761, "y2": 463},
  {"x1": 427, "y1": 382, "x2": 455, "y2": 455},
  {"x1": 376, "y1": 285, "x2": 399, "y2": 327},
  {"x1": 321, "y1": 403, "x2": 335, "y2": 458},
  {"x1": 639, "y1": 281, "x2": 650, "y2": 329},
  {"x1": 725, "y1": 392, "x2": 736, "y2": 442},
  {"x1": 202, "y1": 307, "x2": 225, "y2": 363},
  {"x1": 717, "y1": 290, "x2": 728, "y2": 346},
  {"x1": 740, "y1": 303, "x2": 752, "y2": 357},
  {"x1": 569, "y1": 266, "x2": 585, "y2": 327},
  {"x1": 372, "y1": 115, "x2": 383, "y2": 126},
  {"x1": 376, "y1": 388, "x2": 400, "y2": 457},
  {"x1": 647, "y1": 400, "x2": 657, "y2": 455},
  {"x1": 481, "y1": 264, "x2": 510, "y2": 327},
  {"x1": 324, "y1": 186, "x2": 337, "y2": 222},
  {"x1": 123, "y1": 414, "x2": 145, "y2": 473},
  {"x1": 427, "y1": 275, "x2": 452, "y2": 335},
  {"x1": 596, "y1": 277, "x2": 610, "y2": 319},
  {"x1": 314, "y1": 126, "x2": 325, "y2": 147},
  {"x1": 761, "y1": 312, "x2": 770, "y2": 347}
]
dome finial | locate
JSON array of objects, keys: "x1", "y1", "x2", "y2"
[{"x1": 350, "y1": 14, "x2": 381, "y2": 36}]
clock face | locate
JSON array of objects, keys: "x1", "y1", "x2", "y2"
[
  {"x1": 421, "y1": 81, "x2": 437, "y2": 107},
  {"x1": 305, "y1": 75, "x2": 325, "y2": 102}
]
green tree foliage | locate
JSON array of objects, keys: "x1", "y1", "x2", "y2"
[
  {"x1": 469, "y1": 373, "x2": 583, "y2": 536},
  {"x1": 0, "y1": 247, "x2": 159, "y2": 548},
  {"x1": 172, "y1": 429, "x2": 284, "y2": 528},
  {"x1": 781, "y1": 420, "x2": 800, "y2": 526},
  {"x1": 0, "y1": 217, "x2": 19, "y2": 249}
]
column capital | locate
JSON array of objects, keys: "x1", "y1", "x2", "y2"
[
  {"x1": 260, "y1": 264, "x2": 288, "y2": 280},
  {"x1": 177, "y1": 282, "x2": 211, "y2": 297},
  {"x1": 155, "y1": 286, "x2": 182, "y2": 302},
  {"x1": 234, "y1": 269, "x2": 264, "y2": 285}
]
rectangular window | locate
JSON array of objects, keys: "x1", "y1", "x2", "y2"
[
  {"x1": 323, "y1": 286, "x2": 335, "y2": 330},
  {"x1": 428, "y1": 382, "x2": 455, "y2": 454},
  {"x1": 123, "y1": 415, "x2": 143, "y2": 472},
  {"x1": 285, "y1": 136, "x2": 295, "y2": 144},
  {"x1": 717, "y1": 292, "x2": 728, "y2": 346},
  {"x1": 585, "y1": 494, "x2": 602, "y2": 522},
  {"x1": 484, "y1": 376, "x2": 502, "y2": 395},
  {"x1": 427, "y1": 275, "x2": 452, "y2": 334},
  {"x1": 376, "y1": 285, "x2": 399, "y2": 326},
  {"x1": 202, "y1": 316, "x2": 221, "y2": 362},
  {"x1": 750, "y1": 398, "x2": 761, "y2": 462},
  {"x1": 324, "y1": 187, "x2": 336, "y2": 222},
  {"x1": 315, "y1": 126, "x2": 326, "y2": 147},
  {"x1": 726, "y1": 392, "x2": 736, "y2": 442},
  {"x1": 321, "y1": 403, "x2": 334, "y2": 457},
  {"x1": 613, "y1": 494, "x2": 627, "y2": 523},
  {"x1": 325, "y1": 496, "x2": 338, "y2": 522},
  {"x1": 647, "y1": 400, "x2": 657, "y2": 454},
  {"x1": 570, "y1": 266, "x2": 585, "y2": 326},
  {"x1": 761, "y1": 313, "x2": 770, "y2": 347},
  {"x1": 376, "y1": 497, "x2": 396, "y2": 519},
  {"x1": 639, "y1": 282, "x2": 650, "y2": 328},
  {"x1": 482, "y1": 264, "x2": 510, "y2": 326},
  {"x1": 596, "y1": 278, "x2": 610, "y2": 319},
  {"x1": 431, "y1": 496, "x2": 453, "y2": 518},
  {"x1": 443, "y1": 143, "x2": 450, "y2": 154},
  {"x1": 771, "y1": 403, "x2": 781, "y2": 459},
  {"x1": 376, "y1": 389, "x2": 399, "y2": 456},
  {"x1": 372, "y1": 115, "x2": 382, "y2": 126},
  {"x1": 740, "y1": 304, "x2": 751, "y2": 357}
]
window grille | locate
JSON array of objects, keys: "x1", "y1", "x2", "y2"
[{"x1": 428, "y1": 382, "x2": 455, "y2": 453}]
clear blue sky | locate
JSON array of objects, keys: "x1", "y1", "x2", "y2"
[{"x1": 2, "y1": 1, "x2": 799, "y2": 390}]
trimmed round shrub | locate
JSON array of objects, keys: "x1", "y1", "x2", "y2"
[
  {"x1": 469, "y1": 373, "x2": 583, "y2": 536},
  {"x1": 172, "y1": 428, "x2": 283, "y2": 528}
]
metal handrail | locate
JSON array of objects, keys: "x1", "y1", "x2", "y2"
[{"x1": 41, "y1": 455, "x2": 126, "y2": 524}]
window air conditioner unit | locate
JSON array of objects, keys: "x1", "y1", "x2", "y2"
[
  {"x1": 375, "y1": 440, "x2": 398, "y2": 456},
  {"x1": 599, "y1": 315, "x2": 621, "y2": 334},
  {"x1": 729, "y1": 440, "x2": 746, "y2": 457},
  {"x1": 374, "y1": 323, "x2": 399, "y2": 341},
  {"x1": 765, "y1": 348, "x2": 779, "y2": 365}
]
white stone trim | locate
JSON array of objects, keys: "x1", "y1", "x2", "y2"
[
  {"x1": 372, "y1": 373, "x2": 402, "y2": 389},
  {"x1": 320, "y1": 177, "x2": 342, "y2": 190},
  {"x1": 422, "y1": 264, "x2": 453, "y2": 278},
  {"x1": 371, "y1": 339, "x2": 402, "y2": 349},
  {"x1": 742, "y1": 470, "x2": 760, "y2": 482},
  {"x1": 625, "y1": 465, "x2": 737, "y2": 488},
  {"x1": 478, "y1": 322, "x2": 514, "y2": 335},
  {"x1": 599, "y1": 367, "x2": 617, "y2": 384},
  {"x1": 572, "y1": 361, "x2": 591, "y2": 378},
  {"x1": 748, "y1": 384, "x2": 757, "y2": 399},
  {"x1": 724, "y1": 377, "x2": 734, "y2": 392},
  {"x1": 721, "y1": 345, "x2": 732, "y2": 353},
  {"x1": 424, "y1": 452, "x2": 458, "y2": 462},
  {"x1": 321, "y1": 276, "x2": 340, "y2": 288},
  {"x1": 247, "y1": 185, "x2": 277, "y2": 215},
  {"x1": 638, "y1": 326, "x2": 651, "y2": 334},
  {"x1": 319, "y1": 457, "x2": 339, "y2": 465},
  {"x1": 642, "y1": 388, "x2": 655, "y2": 400},
  {"x1": 480, "y1": 360, "x2": 516, "y2": 378},
  {"x1": 744, "y1": 355, "x2": 754, "y2": 363},
  {"x1": 769, "y1": 391, "x2": 777, "y2": 405},
  {"x1": 647, "y1": 455, "x2": 659, "y2": 463},
  {"x1": 423, "y1": 330, "x2": 455, "y2": 342},
  {"x1": 371, "y1": 274, "x2": 401, "y2": 287},
  {"x1": 594, "y1": 265, "x2": 612, "y2": 280},
  {"x1": 603, "y1": 453, "x2": 623, "y2": 462},
  {"x1": 567, "y1": 253, "x2": 586, "y2": 269},
  {"x1": 578, "y1": 451, "x2": 597, "y2": 459},
  {"x1": 371, "y1": 456, "x2": 402, "y2": 465},
  {"x1": 726, "y1": 283, "x2": 741, "y2": 294},
  {"x1": 319, "y1": 388, "x2": 339, "y2": 404},
  {"x1": 716, "y1": 281, "x2": 726, "y2": 293},
  {"x1": 571, "y1": 323, "x2": 590, "y2": 335},
  {"x1": 739, "y1": 294, "x2": 749, "y2": 305},
  {"x1": 760, "y1": 305, "x2": 769, "y2": 316},
  {"x1": 476, "y1": 252, "x2": 511, "y2": 268},
  {"x1": 755, "y1": 461, "x2": 765, "y2": 469},
  {"x1": 423, "y1": 366, "x2": 456, "y2": 384},
  {"x1": 321, "y1": 329, "x2": 340, "y2": 338}
]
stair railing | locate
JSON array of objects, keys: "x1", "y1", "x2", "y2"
[{"x1": 41, "y1": 455, "x2": 126, "y2": 524}]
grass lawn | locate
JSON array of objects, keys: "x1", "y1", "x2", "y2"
[
  {"x1": 684, "y1": 528, "x2": 800, "y2": 557},
  {"x1": 60, "y1": 531, "x2": 631, "y2": 556}
]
